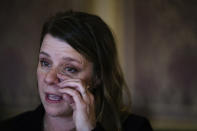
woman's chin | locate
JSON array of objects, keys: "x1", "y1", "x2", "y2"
[{"x1": 44, "y1": 103, "x2": 73, "y2": 117}]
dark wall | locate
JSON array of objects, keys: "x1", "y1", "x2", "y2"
[{"x1": 124, "y1": 0, "x2": 197, "y2": 129}]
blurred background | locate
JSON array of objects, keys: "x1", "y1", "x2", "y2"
[{"x1": 0, "y1": 0, "x2": 197, "y2": 130}]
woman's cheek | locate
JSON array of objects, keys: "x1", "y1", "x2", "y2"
[
  {"x1": 37, "y1": 66, "x2": 48, "y2": 76},
  {"x1": 37, "y1": 68, "x2": 47, "y2": 85}
]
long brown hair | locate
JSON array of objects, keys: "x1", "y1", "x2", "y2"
[{"x1": 40, "y1": 10, "x2": 131, "y2": 130}]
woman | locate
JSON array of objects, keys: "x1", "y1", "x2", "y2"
[{"x1": 0, "y1": 11, "x2": 153, "y2": 131}]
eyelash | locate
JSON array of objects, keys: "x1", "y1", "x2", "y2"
[
  {"x1": 63, "y1": 66, "x2": 78, "y2": 74},
  {"x1": 39, "y1": 59, "x2": 79, "y2": 74},
  {"x1": 40, "y1": 59, "x2": 51, "y2": 68}
]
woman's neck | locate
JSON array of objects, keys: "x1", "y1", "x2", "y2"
[{"x1": 44, "y1": 113, "x2": 75, "y2": 131}]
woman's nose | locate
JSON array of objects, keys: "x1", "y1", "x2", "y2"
[{"x1": 44, "y1": 69, "x2": 60, "y2": 85}]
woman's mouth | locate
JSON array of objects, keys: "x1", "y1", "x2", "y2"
[{"x1": 46, "y1": 93, "x2": 63, "y2": 103}]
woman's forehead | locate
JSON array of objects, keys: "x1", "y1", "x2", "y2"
[{"x1": 40, "y1": 34, "x2": 87, "y2": 65}]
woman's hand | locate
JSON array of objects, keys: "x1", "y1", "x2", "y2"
[{"x1": 58, "y1": 79, "x2": 96, "y2": 131}]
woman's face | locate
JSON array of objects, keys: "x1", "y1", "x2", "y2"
[{"x1": 37, "y1": 34, "x2": 93, "y2": 117}]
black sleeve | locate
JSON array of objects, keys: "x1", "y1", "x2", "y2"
[
  {"x1": 92, "y1": 122, "x2": 105, "y2": 131},
  {"x1": 137, "y1": 117, "x2": 153, "y2": 131},
  {"x1": 123, "y1": 114, "x2": 153, "y2": 131}
]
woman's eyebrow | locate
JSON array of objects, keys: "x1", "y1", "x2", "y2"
[
  {"x1": 39, "y1": 51, "x2": 50, "y2": 57},
  {"x1": 62, "y1": 57, "x2": 82, "y2": 64}
]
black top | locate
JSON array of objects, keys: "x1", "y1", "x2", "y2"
[{"x1": 0, "y1": 105, "x2": 153, "y2": 131}]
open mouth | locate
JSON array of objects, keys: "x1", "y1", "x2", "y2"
[{"x1": 46, "y1": 93, "x2": 63, "y2": 103}]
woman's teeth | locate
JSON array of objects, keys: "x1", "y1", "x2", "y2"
[{"x1": 48, "y1": 94, "x2": 62, "y2": 101}]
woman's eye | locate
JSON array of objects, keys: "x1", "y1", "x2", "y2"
[
  {"x1": 40, "y1": 60, "x2": 50, "y2": 67},
  {"x1": 64, "y1": 67, "x2": 78, "y2": 73}
]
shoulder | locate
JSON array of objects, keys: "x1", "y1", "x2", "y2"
[
  {"x1": 122, "y1": 114, "x2": 153, "y2": 131},
  {"x1": 0, "y1": 105, "x2": 44, "y2": 131},
  {"x1": 0, "y1": 111, "x2": 34, "y2": 131}
]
